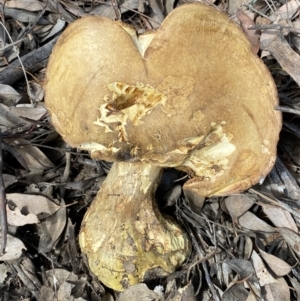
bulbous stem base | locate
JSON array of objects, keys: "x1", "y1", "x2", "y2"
[{"x1": 79, "y1": 161, "x2": 191, "y2": 291}]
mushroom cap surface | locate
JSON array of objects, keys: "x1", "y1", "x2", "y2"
[{"x1": 44, "y1": 3, "x2": 281, "y2": 196}]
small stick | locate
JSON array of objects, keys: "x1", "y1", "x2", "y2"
[
  {"x1": 0, "y1": 130, "x2": 7, "y2": 255},
  {"x1": 111, "y1": 0, "x2": 121, "y2": 20},
  {"x1": 275, "y1": 105, "x2": 300, "y2": 115}
]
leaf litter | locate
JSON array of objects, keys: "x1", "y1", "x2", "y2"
[{"x1": 0, "y1": 0, "x2": 300, "y2": 300}]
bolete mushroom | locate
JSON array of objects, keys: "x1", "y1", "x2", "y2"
[{"x1": 44, "y1": 3, "x2": 281, "y2": 291}]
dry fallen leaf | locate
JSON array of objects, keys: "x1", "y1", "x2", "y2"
[
  {"x1": 225, "y1": 194, "x2": 255, "y2": 222},
  {"x1": 260, "y1": 32, "x2": 300, "y2": 87},
  {"x1": 0, "y1": 84, "x2": 21, "y2": 105},
  {"x1": 44, "y1": 268, "x2": 87, "y2": 301},
  {"x1": 7, "y1": 204, "x2": 39, "y2": 226},
  {"x1": 3, "y1": 174, "x2": 17, "y2": 188},
  {"x1": 276, "y1": 0, "x2": 300, "y2": 20},
  {"x1": 237, "y1": 9, "x2": 260, "y2": 55},
  {"x1": 0, "y1": 263, "x2": 9, "y2": 283},
  {"x1": 10, "y1": 104, "x2": 47, "y2": 121},
  {"x1": 290, "y1": 277, "x2": 300, "y2": 300},
  {"x1": 12, "y1": 256, "x2": 42, "y2": 291},
  {"x1": 238, "y1": 211, "x2": 276, "y2": 233},
  {"x1": 0, "y1": 103, "x2": 30, "y2": 129},
  {"x1": 7, "y1": 138, "x2": 54, "y2": 170},
  {"x1": 278, "y1": 227, "x2": 300, "y2": 257},
  {"x1": 222, "y1": 282, "x2": 248, "y2": 301},
  {"x1": 264, "y1": 277, "x2": 290, "y2": 301},
  {"x1": 118, "y1": 283, "x2": 163, "y2": 301},
  {"x1": 0, "y1": 233, "x2": 26, "y2": 260},
  {"x1": 251, "y1": 250, "x2": 277, "y2": 286},
  {"x1": 225, "y1": 259, "x2": 260, "y2": 295},
  {"x1": 37, "y1": 206, "x2": 67, "y2": 253},
  {"x1": 259, "y1": 249, "x2": 292, "y2": 277},
  {"x1": 6, "y1": 193, "x2": 61, "y2": 220},
  {"x1": 4, "y1": 0, "x2": 53, "y2": 12},
  {"x1": 262, "y1": 204, "x2": 298, "y2": 233},
  {"x1": 40, "y1": 19, "x2": 66, "y2": 42}
]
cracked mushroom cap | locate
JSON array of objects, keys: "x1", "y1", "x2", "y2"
[{"x1": 44, "y1": 3, "x2": 281, "y2": 196}]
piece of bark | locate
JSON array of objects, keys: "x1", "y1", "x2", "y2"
[
  {"x1": 0, "y1": 36, "x2": 59, "y2": 85},
  {"x1": 261, "y1": 33, "x2": 300, "y2": 87}
]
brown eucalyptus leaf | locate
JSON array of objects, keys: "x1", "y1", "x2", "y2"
[
  {"x1": 40, "y1": 19, "x2": 65, "y2": 42},
  {"x1": 238, "y1": 211, "x2": 276, "y2": 233},
  {"x1": 118, "y1": 283, "x2": 163, "y2": 301},
  {"x1": 261, "y1": 33, "x2": 300, "y2": 88},
  {"x1": 259, "y1": 250, "x2": 292, "y2": 277},
  {"x1": 3, "y1": 7, "x2": 50, "y2": 24},
  {"x1": 290, "y1": 278, "x2": 300, "y2": 300},
  {"x1": 246, "y1": 292, "x2": 258, "y2": 301},
  {"x1": 0, "y1": 84, "x2": 21, "y2": 105},
  {"x1": 0, "y1": 263, "x2": 9, "y2": 283},
  {"x1": 7, "y1": 204, "x2": 39, "y2": 226},
  {"x1": 10, "y1": 104, "x2": 47, "y2": 121},
  {"x1": 264, "y1": 277, "x2": 290, "y2": 301},
  {"x1": 12, "y1": 256, "x2": 42, "y2": 290},
  {"x1": 39, "y1": 286, "x2": 55, "y2": 301},
  {"x1": 225, "y1": 259, "x2": 261, "y2": 297},
  {"x1": 262, "y1": 204, "x2": 298, "y2": 233},
  {"x1": 3, "y1": 174, "x2": 17, "y2": 188},
  {"x1": 275, "y1": 158, "x2": 300, "y2": 200},
  {"x1": 222, "y1": 282, "x2": 248, "y2": 301},
  {"x1": 8, "y1": 138, "x2": 54, "y2": 170},
  {"x1": 278, "y1": 227, "x2": 300, "y2": 257},
  {"x1": 44, "y1": 269, "x2": 80, "y2": 300},
  {"x1": 33, "y1": 24, "x2": 53, "y2": 36},
  {"x1": 90, "y1": 0, "x2": 139, "y2": 19},
  {"x1": 165, "y1": 0, "x2": 176, "y2": 15},
  {"x1": 183, "y1": 188, "x2": 205, "y2": 215},
  {"x1": 0, "y1": 103, "x2": 30, "y2": 128},
  {"x1": 0, "y1": 233, "x2": 26, "y2": 260},
  {"x1": 6, "y1": 193, "x2": 61, "y2": 220},
  {"x1": 28, "y1": 82, "x2": 44, "y2": 102},
  {"x1": 170, "y1": 282, "x2": 195, "y2": 301},
  {"x1": 251, "y1": 250, "x2": 277, "y2": 286},
  {"x1": 228, "y1": 0, "x2": 245, "y2": 14},
  {"x1": 37, "y1": 206, "x2": 67, "y2": 253},
  {"x1": 235, "y1": 235, "x2": 253, "y2": 260},
  {"x1": 237, "y1": 9, "x2": 260, "y2": 55},
  {"x1": 225, "y1": 194, "x2": 255, "y2": 222},
  {"x1": 4, "y1": 0, "x2": 53, "y2": 11},
  {"x1": 276, "y1": 0, "x2": 300, "y2": 20},
  {"x1": 47, "y1": 0, "x2": 75, "y2": 22}
]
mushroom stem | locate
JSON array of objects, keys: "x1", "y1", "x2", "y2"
[{"x1": 79, "y1": 161, "x2": 190, "y2": 291}]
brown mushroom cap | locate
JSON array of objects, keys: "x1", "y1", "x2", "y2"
[{"x1": 45, "y1": 3, "x2": 281, "y2": 197}]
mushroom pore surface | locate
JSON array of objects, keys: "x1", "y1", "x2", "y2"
[{"x1": 44, "y1": 3, "x2": 281, "y2": 292}]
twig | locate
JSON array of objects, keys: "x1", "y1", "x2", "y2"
[
  {"x1": 0, "y1": 21, "x2": 32, "y2": 104},
  {"x1": 260, "y1": 33, "x2": 300, "y2": 87},
  {"x1": 194, "y1": 230, "x2": 221, "y2": 301},
  {"x1": 249, "y1": 188, "x2": 300, "y2": 220},
  {"x1": 111, "y1": 0, "x2": 121, "y2": 20},
  {"x1": 0, "y1": 130, "x2": 7, "y2": 255},
  {"x1": 60, "y1": 152, "x2": 71, "y2": 198},
  {"x1": 0, "y1": 36, "x2": 59, "y2": 86},
  {"x1": 249, "y1": 23, "x2": 300, "y2": 35},
  {"x1": 275, "y1": 105, "x2": 300, "y2": 115},
  {"x1": 16, "y1": 0, "x2": 48, "y2": 40},
  {"x1": 243, "y1": 4, "x2": 273, "y2": 21}
]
